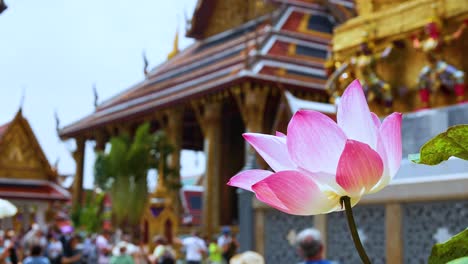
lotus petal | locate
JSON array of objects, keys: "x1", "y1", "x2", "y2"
[
  {"x1": 287, "y1": 110, "x2": 346, "y2": 174},
  {"x1": 371, "y1": 112, "x2": 381, "y2": 130},
  {"x1": 228, "y1": 169, "x2": 273, "y2": 192},
  {"x1": 370, "y1": 112, "x2": 402, "y2": 193},
  {"x1": 337, "y1": 80, "x2": 378, "y2": 149},
  {"x1": 253, "y1": 170, "x2": 337, "y2": 215},
  {"x1": 243, "y1": 133, "x2": 296, "y2": 172},
  {"x1": 336, "y1": 140, "x2": 383, "y2": 197}
]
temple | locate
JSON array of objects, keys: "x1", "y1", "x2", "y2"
[
  {"x1": 58, "y1": 0, "x2": 467, "y2": 262},
  {"x1": 59, "y1": 0, "x2": 354, "y2": 237},
  {"x1": 0, "y1": 110, "x2": 70, "y2": 231}
]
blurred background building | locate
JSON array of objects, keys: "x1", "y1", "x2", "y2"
[
  {"x1": 0, "y1": 110, "x2": 70, "y2": 231},
  {"x1": 4, "y1": 0, "x2": 459, "y2": 262}
]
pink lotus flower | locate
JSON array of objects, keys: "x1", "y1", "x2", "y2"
[{"x1": 228, "y1": 80, "x2": 402, "y2": 215}]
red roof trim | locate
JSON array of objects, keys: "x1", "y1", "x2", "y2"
[{"x1": 0, "y1": 179, "x2": 70, "y2": 201}]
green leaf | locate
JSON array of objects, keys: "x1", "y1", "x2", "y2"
[
  {"x1": 429, "y1": 229, "x2": 468, "y2": 264},
  {"x1": 447, "y1": 257, "x2": 468, "y2": 264},
  {"x1": 410, "y1": 125, "x2": 468, "y2": 165},
  {"x1": 92, "y1": 122, "x2": 179, "y2": 232}
]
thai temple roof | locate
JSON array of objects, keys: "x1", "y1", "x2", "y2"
[
  {"x1": 0, "y1": 178, "x2": 70, "y2": 201},
  {"x1": 59, "y1": 0, "x2": 355, "y2": 139},
  {"x1": 0, "y1": 122, "x2": 10, "y2": 140},
  {"x1": 0, "y1": 110, "x2": 70, "y2": 201}
]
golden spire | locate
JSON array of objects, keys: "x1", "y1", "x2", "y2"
[
  {"x1": 167, "y1": 29, "x2": 180, "y2": 60},
  {"x1": 154, "y1": 155, "x2": 168, "y2": 197}
]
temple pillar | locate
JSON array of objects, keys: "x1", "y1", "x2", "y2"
[
  {"x1": 155, "y1": 146, "x2": 168, "y2": 196},
  {"x1": 165, "y1": 107, "x2": 183, "y2": 215},
  {"x1": 94, "y1": 130, "x2": 106, "y2": 152},
  {"x1": 233, "y1": 83, "x2": 269, "y2": 251},
  {"x1": 194, "y1": 101, "x2": 222, "y2": 238},
  {"x1": 314, "y1": 215, "x2": 327, "y2": 257},
  {"x1": 72, "y1": 137, "x2": 85, "y2": 210},
  {"x1": 386, "y1": 203, "x2": 403, "y2": 263},
  {"x1": 154, "y1": 108, "x2": 184, "y2": 217},
  {"x1": 117, "y1": 124, "x2": 131, "y2": 136},
  {"x1": 254, "y1": 208, "x2": 265, "y2": 256}
]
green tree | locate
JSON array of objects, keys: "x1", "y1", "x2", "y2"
[
  {"x1": 79, "y1": 191, "x2": 105, "y2": 233},
  {"x1": 153, "y1": 131, "x2": 181, "y2": 192},
  {"x1": 94, "y1": 123, "x2": 157, "y2": 232},
  {"x1": 94, "y1": 123, "x2": 181, "y2": 236}
]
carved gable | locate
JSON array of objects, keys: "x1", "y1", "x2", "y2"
[
  {"x1": 189, "y1": 0, "x2": 276, "y2": 39},
  {"x1": 204, "y1": 0, "x2": 274, "y2": 38},
  {"x1": 0, "y1": 111, "x2": 55, "y2": 181}
]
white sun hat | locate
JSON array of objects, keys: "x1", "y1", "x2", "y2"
[{"x1": 230, "y1": 251, "x2": 265, "y2": 264}]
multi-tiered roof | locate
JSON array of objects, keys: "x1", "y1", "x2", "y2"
[{"x1": 60, "y1": 0, "x2": 355, "y2": 141}]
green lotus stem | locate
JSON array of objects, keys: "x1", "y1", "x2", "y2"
[{"x1": 341, "y1": 196, "x2": 371, "y2": 264}]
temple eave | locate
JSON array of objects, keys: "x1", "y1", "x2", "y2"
[{"x1": 59, "y1": 72, "x2": 327, "y2": 139}]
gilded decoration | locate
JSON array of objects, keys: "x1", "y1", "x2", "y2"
[
  {"x1": 202, "y1": 0, "x2": 275, "y2": 39},
  {"x1": 0, "y1": 112, "x2": 55, "y2": 181},
  {"x1": 411, "y1": 18, "x2": 466, "y2": 108},
  {"x1": 326, "y1": 35, "x2": 395, "y2": 112},
  {"x1": 332, "y1": 0, "x2": 468, "y2": 113},
  {"x1": 333, "y1": 0, "x2": 468, "y2": 56},
  {"x1": 231, "y1": 83, "x2": 269, "y2": 133}
]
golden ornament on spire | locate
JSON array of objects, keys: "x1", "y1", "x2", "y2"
[{"x1": 167, "y1": 29, "x2": 180, "y2": 60}]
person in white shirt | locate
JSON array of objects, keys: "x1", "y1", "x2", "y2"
[
  {"x1": 151, "y1": 236, "x2": 175, "y2": 264},
  {"x1": 46, "y1": 234, "x2": 63, "y2": 264},
  {"x1": 217, "y1": 227, "x2": 238, "y2": 263},
  {"x1": 96, "y1": 232, "x2": 112, "y2": 264},
  {"x1": 181, "y1": 231, "x2": 206, "y2": 264}
]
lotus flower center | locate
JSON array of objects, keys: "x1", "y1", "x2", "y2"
[{"x1": 323, "y1": 190, "x2": 341, "y2": 203}]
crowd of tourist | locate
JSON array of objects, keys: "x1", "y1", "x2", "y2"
[
  {"x1": 0, "y1": 224, "x2": 247, "y2": 264},
  {"x1": 0, "y1": 224, "x2": 333, "y2": 264}
]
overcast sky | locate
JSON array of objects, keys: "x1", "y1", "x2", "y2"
[{"x1": 0, "y1": 0, "x2": 205, "y2": 189}]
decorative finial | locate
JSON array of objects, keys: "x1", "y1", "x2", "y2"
[
  {"x1": 184, "y1": 8, "x2": 191, "y2": 32},
  {"x1": 93, "y1": 83, "x2": 99, "y2": 108},
  {"x1": 19, "y1": 87, "x2": 26, "y2": 112},
  {"x1": 54, "y1": 110, "x2": 60, "y2": 134},
  {"x1": 143, "y1": 50, "x2": 149, "y2": 76},
  {"x1": 167, "y1": 28, "x2": 179, "y2": 60}
]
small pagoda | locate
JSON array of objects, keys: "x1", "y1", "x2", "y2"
[{"x1": 141, "y1": 157, "x2": 178, "y2": 246}]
